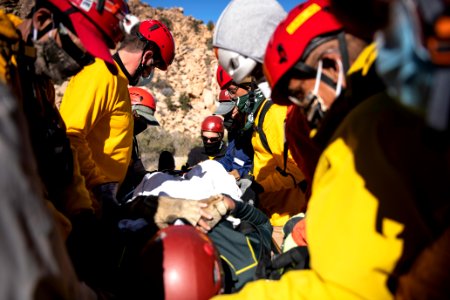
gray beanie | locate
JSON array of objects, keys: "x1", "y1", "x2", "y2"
[{"x1": 213, "y1": 0, "x2": 286, "y2": 63}]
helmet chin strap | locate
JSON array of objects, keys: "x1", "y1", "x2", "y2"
[
  {"x1": 129, "y1": 51, "x2": 149, "y2": 86},
  {"x1": 289, "y1": 57, "x2": 345, "y2": 128}
]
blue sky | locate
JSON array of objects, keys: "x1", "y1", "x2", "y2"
[{"x1": 142, "y1": 0, "x2": 303, "y2": 24}]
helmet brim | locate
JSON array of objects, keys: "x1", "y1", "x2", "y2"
[{"x1": 214, "y1": 101, "x2": 235, "y2": 115}]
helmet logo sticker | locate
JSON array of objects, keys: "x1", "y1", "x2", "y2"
[
  {"x1": 277, "y1": 44, "x2": 287, "y2": 64},
  {"x1": 80, "y1": 0, "x2": 94, "y2": 12}
]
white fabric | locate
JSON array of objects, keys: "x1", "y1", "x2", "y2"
[
  {"x1": 132, "y1": 160, "x2": 243, "y2": 201},
  {"x1": 213, "y1": 0, "x2": 286, "y2": 63}
]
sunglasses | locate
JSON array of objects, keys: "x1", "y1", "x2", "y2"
[
  {"x1": 202, "y1": 136, "x2": 221, "y2": 143},
  {"x1": 227, "y1": 82, "x2": 252, "y2": 96}
]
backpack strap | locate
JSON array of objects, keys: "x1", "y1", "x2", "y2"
[
  {"x1": 256, "y1": 100, "x2": 273, "y2": 154},
  {"x1": 256, "y1": 101, "x2": 308, "y2": 191}
]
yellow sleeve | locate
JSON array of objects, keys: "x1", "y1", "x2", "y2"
[
  {"x1": 254, "y1": 104, "x2": 305, "y2": 192},
  {"x1": 213, "y1": 269, "x2": 362, "y2": 300},
  {"x1": 59, "y1": 60, "x2": 113, "y2": 189},
  {"x1": 62, "y1": 146, "x2": 95, "y2": 216},
  {"x1": 46, "y1": 201, "x2": 72, "y2": 241}
]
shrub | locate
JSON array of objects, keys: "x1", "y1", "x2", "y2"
[
  {"x1": 164, "y1": 96, "x2": 178, "y2": 111},
  {"x1": 152, "y1": 77, "x2": 172, "y2": 90},
  {"x1": 204, "y1": 55, "x2": 212, "y2": 67},
  {"x1": 137, "y1": 127, "x2": 199, "y2": 170},
  {"x1": 207, "y1": 21, "x2": 214, "y2": 31},
  {"x1": 206, "y1": 37, "x2": 213, "y2": 50},
  {"x1": 159, "y1": 16, "x2": 172, "y2": 31},
  {"x1": 192, "y1": 20, "x2": 202, "y2": 34},
  {"x1": 178, "y1": 92, "x2": 192, "y2": 112}
]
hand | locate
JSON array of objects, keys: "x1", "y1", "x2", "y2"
[
  {"x1": 229, "y1": 169, "x2": 241, "y2": 180},
  {"x1": 154, "y1": 195, "x2": 209, "y2": 229},
  {"x1": 198, "y1": 194, "x2": 233, "y2": 230}
]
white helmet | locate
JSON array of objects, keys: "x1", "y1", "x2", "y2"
[
  {"x1": 122, "y1": 14, "x2": 140, "y2": 34},
  {"x1": 217, "y1": 48, "x2": 257, "y2": 84},
  {"x1": 213, "y1": 0, "x2": 286, "y2": 83}
]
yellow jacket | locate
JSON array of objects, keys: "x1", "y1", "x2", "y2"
[
  {"x1": 60, "y1": 58, "x2": 133, "y2": 190},
  {"x1": 214, "y1": 44, "x2": 442, "y2": 300},
  {"x1": 252, "y1": 100, "x2": 305, "y2": 226}
]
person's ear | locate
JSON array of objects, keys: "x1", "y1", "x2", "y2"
[
  {"x1": 32, "y1": 8, "x2": 53, "y2": 33},
  {"x1": 142, "y1": 48, "x2": 154, "y2": 64},
  {"x1": 318, "y1": 51, "x2": 347, "y2": 88}
]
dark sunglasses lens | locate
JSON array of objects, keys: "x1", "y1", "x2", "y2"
[{"x1": 202, "y1": 136, "x2": 220, "y2": 143}]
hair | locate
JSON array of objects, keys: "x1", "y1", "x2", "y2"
[
  {"x1": 118, "y1": 23, "x2": 163, "y2": 61},
  {"x1": 158, "y1": 150, "x2": 176, "y2": 171},
  {"x1": 118, "y1": 24, "x2": 147, "y2": 52}
]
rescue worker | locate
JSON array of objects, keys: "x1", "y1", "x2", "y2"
[
  {"x1": 0, "y1": 0, "x2": 129, "y2": 298},
  {"x1": 213, "y1": 0, "x2": 306, "y2": 247},
  {"x1": 60, "y1": 19, "x2": 175, "y2": 215},
  {"x1": 331, "y1": 0, "x2": 450, "y2": 297},
  {"x1": 1, "y1": 0, "x2": 131, "y2": 234},
  {"x1": 59, "y1": 18, "x2": 175, "y2": 289},
  {"x1": 215, "y1": 66, "x2": 254, "y2": 185},
  {"x1": 117, "y1": 86, "x2": 160, "y2": 203},
  {"x1": 186, "y1": 115, "x2": 228, "y2": 166},
  {"x1": 214, "y1": 0, "x2": 450, "y2": 298},
  {"x1": 0, "y1": 1, "x2": 230, "y2": 297}
]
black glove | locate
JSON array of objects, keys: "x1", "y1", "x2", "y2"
[
  {"x1": 254, "y1": 246, "x2": 310, "y2": 280},
  {"x1": 241, "y1": 180, "x2": 264, "y2": 206},
  {"x1": 271, "y1": 246, "x2": 310, "y2": 270}
]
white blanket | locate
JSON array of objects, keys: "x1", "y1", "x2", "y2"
[{"x1": 132, "y1": 160, "x2": 243, "y2": 201}]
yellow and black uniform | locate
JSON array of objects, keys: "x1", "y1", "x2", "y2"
[
  {"x1": 214, "y1": 44, "x2": 450, "y2": 299},
  {"x1": 252, "y1": 99, "x2": 305, "y2": 227},
  {"x1": 60, "y1": 58, "x2": 133, "y2": 200}
]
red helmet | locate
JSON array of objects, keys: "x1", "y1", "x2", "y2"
[
  {"x1": 263, "y1": 0, "x2": 343, "y2": 105},
  {"x1": 216, "y1": 65, "x2": 233, "y2": 89},
  {"x1": 138, "y1": 226, "x2": 224, "y2": 300},
  {"x1": 218, "y1": 89, "x2": 232, "y2": 102},
  {"x1": 201, "y1": 116, "x2": 224, "y2": 134},
  {"x1": 48, "y1": 0, "x2": 129, "y2": 65},
  {"x1": 138, "y1": 19, "x2": 175, "y2": 70},
  {"x1": 128, "y1": 87, "x2": 156, "y2": 111}
]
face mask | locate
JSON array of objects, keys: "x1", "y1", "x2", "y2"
[
  {"x1": 135, "y1": 68, "x2": 154, "y2": 87},
  {"x1": 129, "y1": 62, "x2": 144, "y2": 86},
  {"x1": 236, "y1": 88, "x2": 265, "y2": 114},
  {"x1": 375, "y1": 0, "x2": 433, "y2": 115},
  {"x1": 223, "y1": 117, "x2": 234, "y2": 131},
  {"x1": 33, "y1": 31, "x2": 83, "y2": 84},
  {"x1": 204, "y1": 140, "x2": 223, "y2": 155},
  {"x1": 236, "y1": 91, "x2": 252, "y2": 113},
  {"x1": 133, "y1": 116, "x2": 148, "y2": 136},
  {"x1": 289, "y1": 58, "x2": 344, "y2": 128},
  {"x1": 130, "y1": 56, "x2": 155, "y2": 86}
]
